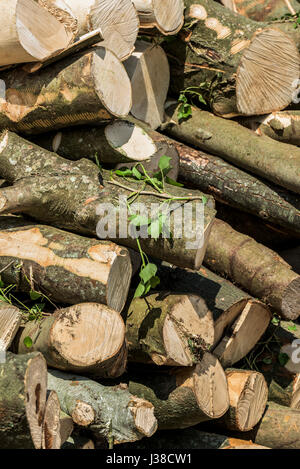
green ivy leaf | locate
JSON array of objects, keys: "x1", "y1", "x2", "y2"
[
  {"x1": 288, "y1": 324, "x2": 297, "y2": 332},
  {"x1": 262, "y1": 357, "x2": 272, "y2": 365},
  {"x1": 278, "y1": 352, "x2": 290, "y2": 367},
  {"x1": 139, "y1": 263, "x2": 157, "y2": 284},
  {"x1": 158, "y1": 155, "x2": 172, "y2": 173},
  {"x1": 23, "y1": 337, "x2": 33, "y2": 348},
  {"x1": 114, "y1": 169, "x2": 133, "y2": 177},
  {"x1": 150, "y1": 276, "x2": 160, "y2": 288},
  {"x1": 132, "y1": 167, "x2": 143, "y2": 180},
  {"x1": 165, "y1": 177, "x2": 183, "y2": 187},
  {"x1": 30, "y1": 290, "x2": 42, "y2": 300},
  {"x1": 129, "y1": 214, "x2": 150, "y2": 227},
  {"x1": 134, "y1": 282, "x2": 145, "y2": 298}
]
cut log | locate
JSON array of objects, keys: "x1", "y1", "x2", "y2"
[
  {"x1": 211, "y1": 369, "x2": 268, "y2": 432},
  {"x1": 162, "y1": 0, "x2": 300, "y2": 116},
  {"x1": 36, "y1": 0, "x2": 78, "y2": 39},
  {"x1": 219, "y1": 0, "x2": 299, "y2": 21},
  {"x1": 0, "y1": 131, "x2": 216, "y2": 270},
  {"x1": 0, "y1": 0, "x2": 72, "y2": 66},
  {"x1": 60, "y1": 411, "x2": 74, "y2": 446},
  {"x1": 124, "y1": 40, "x2": 170, "y2": 129},
  {"x1": 0, "y1": 217, "x2": 132, "y2": 312},
  {"x1": 123, "y1": 292, "x2": 214, "y2": 366},
  {"x1": 42, "y1": 391, "x2": 61, "y2": 449},
  {"x1": 0, "y1": 352, "x2": 47, "y2": 449},
  {"x1": 15, "y1": 303, "x2": 127, "y2": 378},
  {"x1": 0, "y1": 46, "x2": 132, "y2": 134},
  {"x1": 48, "y1": 369, "x2": 158, "y2": 444},
  {"x1": 38, "y1": 0, "x2": 139, "y2": 60},
  {"x1": 0, "y1": 301, "x2": 22, "y2": 350},
  {"x1": 164, "y1": 103, "x2": 300, "y2": 194},
  {"x1": 127, "y1": 353, "x2": 229, "y2": 429},
  {"x1": 240, "y1": 111, "x2": 300, "y2": 146},
  {"x1": 164, "y1": 124, "x2": 300, "y2": 234},
  {"x1": 132, "y1": 0, "x2": 184, "y2": 34},
  {"x1": 204, "y1": 218, "x2": 300, "y2": 319},
  {"x1": 157, "y1": 264, "x2": 271, "y2": 366}
]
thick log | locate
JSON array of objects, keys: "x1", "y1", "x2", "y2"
[
  {"x1": 132, "y1": 0, "x2": 184, "y2": 34},
  {"x1": 124, "y1": 40, "x2": 170, "y2": 130},
  {"x1": 0, "y1": 217, "x2": 132, "y2": 312},
  {"x1": 0, "y1": 0, "x2": 71, "y2": 66},
  {"x1": 15, "y1": 303, "x2": 127, "y2": 378},
  {"x1": 0, "y1": 46, "x2": 132, "y2": 134},
  {"x1": 205, "y1": 218, "x2": 300, "y2": 319},
  {"x1": 157, "y1": 264, "x2": 271, "y2": 366},
  {"x1": 0, "y1": 301, "x2": 22, "y2": 350},
  {"x1": 0, "y1": 352, "x2": 47, "y2": 449},
  {"x1": 0, "y1": 131, "x2": 216, "y2": 270},
  {"x1": 42, "y1": 391, "x2": 61, "y2": 449},
  {"x1": 127, "y1": 353, "x2": 229, "y2": 429},
  {"x1": 48, "y1": 370, "x2": 158, "y2": 444},
  {"x1": 240, "y1": 110, "x2": 300, "y2": 146},
  {"x1": 162, "y1": 0, "x2": 300, "y2": 117},
  {"x1": 123, "y1": 292, "x2": 214, "y2": 366},
  {"x1": 164, "y1": 103, "x2": 300, "y2": 194},
  {"x1": 38, "y1": 0, "x2": 139, "y2": 60},
  {"x1": 220, "y1": 0, "x2": 299, "y2": 21}
]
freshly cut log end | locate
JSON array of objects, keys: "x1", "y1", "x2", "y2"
[
  {"x1": 37, "y1": 0, "x2": 78, "y2": 39},
  {"x1": 72, "y1": 401, "x2": 95, "y2": 427},
  {"x1": 236, "y1": 28, "x2": 300, "y2": 115},
  {"x1": 0, "y1": 0, "x2": 72, "y2": 66},
  {"x1": 124, "y1": 40, "x2": 170, "y2": 129},
  {"x1": 107, "y1": 245, "x2": 133, "y2": 312},
  {"x1": 129, "y1": 397, "x2": 158, "y2": 437},
  {"x1": 220, "y1": 0, "x2": 299, "y2": 21},
  {"x1": 42, "y1": 391, "x2": 61, "y2": 449},
  {"x1": 0, "y1": 301, "x2": 22, "y2": 350},
  {"x1": 133, "y1": 0, "x2": 184, "y2": 34},
  {"x1": 281, "y1": 277, "x2": 300, "y2": 320}
]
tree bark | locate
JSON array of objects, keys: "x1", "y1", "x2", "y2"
[
  {"x1": 123, "y1": 292, "x2": 214, "y2": 366},
  {"x1": 0, "y1": 0, "x2": 71, "y2": 67},
  {"x1": 15, "y1": 303, "x2": 128, "y2": 378},
  {"x1": 0, "y1": 351, "x2": 47, "y2": 449},
  {"x1": 124, "y1": 40, "x2": 170, "y2": 129},
  {"x1": 219, "y1": 0, "x2": 299, "y2": 21},
  {"x1": 0, "y1": 47, "x2": 132, "y2": 134},
  {"x1": 0, "y1": 301, "x2": 22, "y2": 350},
  {"x1": 42, "y1": 390, "x2": 61, "y2": 449},
  {"x1": 47, "y1": 369, "x2": 158, "y2": 444},
  {"x1": 205, "y1": 218, "x2": 300, "y2": 319},
  {"x1": 0, "y1": 131, "x2": 216, "y2": 270},
  {"x1": 162, "y1": 0, "x2": 300, "y2": 116},
  {"x1": 60, "y1": 411, "x2": 74, "y2": 446},
  {"x1": 126, "y1": 353, "x2": 229, "y2": 429},
  {"x1": 0, "y1": 216, "x2": 132, "y2": 312},
  {"x1": 132, "y1": 0, "x2": 184, "y2": 34},
  {"x1": 164, "y1": 103, "x2": 300, "y2": 194}
]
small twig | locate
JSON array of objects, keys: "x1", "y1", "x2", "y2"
[{"x1": 0, "y1": 261, "x2": 14, "y2": 275}]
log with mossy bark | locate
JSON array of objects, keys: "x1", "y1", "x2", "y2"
[
  {"x1": 47, "y1": 369, "x2": 158, "y2": 444},
  {"x1": 240, "y1": 111, "x2": 300, "y2": 146},
  {"x1": 124, "y1": 40, "x2": 170, "y2": 130},
  {"x1": 132, "y1": 0, "x2": 184, "y2": 34},
  {"x1": 37, "y1": 0, "x2": 140, "y2": 60},
  {"x1": 205, "y1": 218, "x2": 300, "y2": 319},
  {"x1": 164, "y1": 103, "x2": 300, "y2": 194},
  {"x1": 157, "y1": 264, "x2": 271, "y2": 366},
  {"x1": 15, "y1": 303, "x2": 128, "y2": 378},
  {"x1": 219, "y1": 0, "x2": 299, "y2": 21},
  {"x1": 0, "y1": 46, "x2": 131, "y2": 134},
  {"x1": 0, "y1": 131, "x2": 216, "y2": 270},
  {"x1": 0, "y1": 301, "x2": 22, "y2": 350},
  {"x1": 0, "y1": 0, "x2": 72, "y2": 67},
  {"x1": 122, "y1": 292, "x2": 214, "y2": 366},
  {"x1": 162, "y1": 0, "x2": 300, "y2": 117},
  {"x1": 126, "y1": 353, "x2": 229, "y2": 429},
  {"x1": 0, "y1": 216, "x2": 132, "y2": 312},
  {"x1": 0, "y1": 352, "x2": 47, "y2": 449}
]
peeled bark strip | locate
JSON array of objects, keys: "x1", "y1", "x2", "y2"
[
  {"x1": 0, "y1": 352, "x2": 47, "y2": 449},
  {"x1": 0, "y1": 301, "x2": 22, "y2": 350},
  {"x1": 163, "y1": 0, "x2": 300, "y2": 116},
  {"x1": 0, "y1": 0, "x2": 71, "y2": 66},
  {"x1": 0, "y1": 47, "x2": 131, "y2": 134},
  {"x1": 0, "y1": 217, "x2": 132, "y2": 312},
  {"x1": 132, "y1": 0, "x2": 184, "y2": 34},
  {"x1": 205, "y1": 219, "x2": 300, "y2": 319},
  {"x1": 16, "y1": 303, "x2": 127, "y2": 378},
  {"x1": 42, "y1": 391, "x2": 61, "y2": 449},
  {"x1": 123, "y1": 292, "x2": 214, "y2": 366},
  {"x1": 124, "y1": 41, "x2": 170, "y2": 129},
  {"x1": 0, "y1": 131, "x2": 216, "y2": 270},
  {"x1": 127, "y1": 353, "x2": 229, "y2": 429},
  {"x1": 212, "y1": 369, "x2": 268, "y2": 432},
  {"x1": 48, "y1": 370, "x2": 158, "y2": 444},
  {"x1": 165, "y1": 104, "x2": 300, "y2": 194},
  {"x1": 220, "y1": 0, "x2": 299, "y2": 21},
  {"x1": 157, "y1": 264, "x2": 271, "y2": 363},
  {"x1": 240, "y1": 111, "x2": 300, "y2": 146}
]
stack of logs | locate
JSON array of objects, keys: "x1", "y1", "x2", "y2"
[{"x1": 0, "y1": 0, "x2": 299, "y2": 450}]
